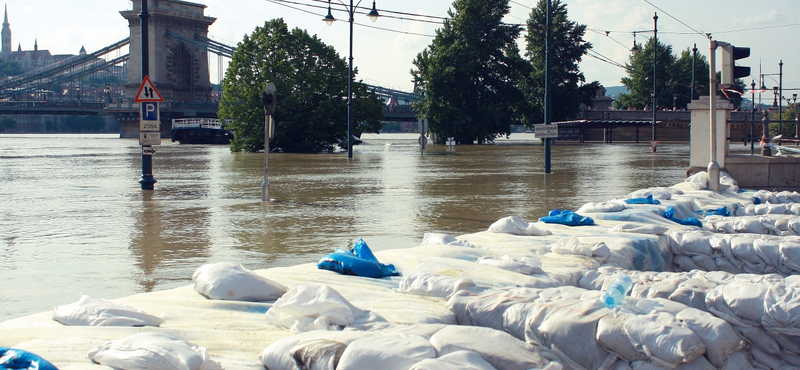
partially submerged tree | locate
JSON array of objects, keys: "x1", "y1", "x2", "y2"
[
  {"x1": 523, "y1": 0, "x2": 598, "y2": 124},
  {"x1": 219, "y1": 19, "x2": 383, "y2": 153},
  {"x1": 411, "y1": 0, "x2": 527, "y2": 144}
]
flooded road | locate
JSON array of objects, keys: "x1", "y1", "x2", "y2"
[{"x1": 0, "y1": 133, "x2": 691, "y2": 319}]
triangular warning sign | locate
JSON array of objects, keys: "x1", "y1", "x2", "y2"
[
  {"x1": 134, "y1": 75, "x2": 164, "y2": 102},
  {"x1": 649, "y1": 140, "x2": 659, "y2": 150}
]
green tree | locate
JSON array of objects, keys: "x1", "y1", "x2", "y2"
[
  {"x1": 0, "y1": 59, "x2": 21, "y2": 78},
  {"x1": 411, "y1": 0, "x2": 527, "y2": 144},
  {"x1": 616, "y1": 38, "x2": 677, "y2": 110},
  {"x1": 0, "y1": 115, "x2": 15, "y2": 132},
  {"x1": 523, "y1": 0, "x2": 597, "y2": 124},
  {"x1": 219, "y1": 18, "x2": 383, "y2": 153},
  {"x1": 672, "y1": 47, "x2": 710, "y2": 108}
]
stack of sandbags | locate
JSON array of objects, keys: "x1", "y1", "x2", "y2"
[
  {"x1": 259, "y1": 324, "x2": 555, "y2": 370},
  {"x1": 706, "y1": 214, "x2": 800, "y2": 236},
  {"x1": 669, "y1": 230, "x2": 800, "y2": 276},
  {"x1": 447, "y1": 285, "x2": 743, "y2": 370},
  {"x1": 581, "y1": 268, "x2": 800, "y2": 369}
]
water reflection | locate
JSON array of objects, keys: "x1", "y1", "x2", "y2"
[{"x1": 0, "y1": 134, "x2": 692, "y2": 320}]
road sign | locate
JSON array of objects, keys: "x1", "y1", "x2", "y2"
[
  {"x1": 139, "y1": 131, "x2": 161, "y2": 146},
  {"x1": 134, "y1": 75, "x2": 164, "y2": 102},
  {"x1": 649, "y1": 140, "x2": 659, "y2": 151},
  {"x1": 418, "y1": 134, "x2": 428, "y2": 147},
  {"x1": 139, "y1": 102, "x2": 160, "y2": 131},
  {"x1": 446, "y1": 137, "x2": 455, "y2": 148},
  {"x1": 534, "y1": 124, "x2": 558, "y2": 138},
  {"x1": 142, "y1": 146, "x2": 157, "y2": 156}
]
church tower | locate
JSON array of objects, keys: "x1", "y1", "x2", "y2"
[{"x1": 2, "y1": 4, "x2": 11, "y2": 55}]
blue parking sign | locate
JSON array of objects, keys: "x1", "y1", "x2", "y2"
[{"x1": 140, "y1": 102, "x2": 159, "y2": 121}]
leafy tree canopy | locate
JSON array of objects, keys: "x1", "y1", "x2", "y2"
[
  {"x1": 0, "y1": 59, "x2": 21, "y2": 78},
  {"x1": 616, "y1": 40, "x2": 710, "y2": 110},
  {"x1": 219, "y1": 18, "x2": 383, "y2": 153},
  {"x1": 411, "y1": 0, "x2": 527, "y2": 144},
  {"x1": 523, "y1": 0, "x2": 598, "y2": 124}
]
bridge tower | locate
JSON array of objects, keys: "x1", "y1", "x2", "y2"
[{"x1": 120, "y1": 0, "x2": 216, "y2": 102}]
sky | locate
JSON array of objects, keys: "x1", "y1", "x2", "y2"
[{"x1": 6, "y1": 0, "x2": 799, "y2": 102}]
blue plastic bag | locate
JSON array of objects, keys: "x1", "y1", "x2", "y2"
[
  {"x1": 664, "y1": 206, "x2": 703, "y2": 227},
  {"x1": 539, "y1": 210, "x2": 594, "y2": 226},
  {"x1": 700, "y1": 206, "x2": 730, "y2": 217},
  {"x1": 0, "y1": 347, "x2": 59, "y2": 370},
  {"x1": 624, "y1": 194, "x2": 660, "y2": 205},
  {"x1": 317, "y1": 239, "x2": 399, "y2": 278}
]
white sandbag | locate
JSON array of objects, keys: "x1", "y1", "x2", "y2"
[
  {"x1": 762, "y1": 283, "x2": 800, "y2": 336},
  {"x1": 264, "y1": 285, "x2": 378, "y2": 332},
  {"x1": 447, "y1": 288, "x2": 540, "y2": 330},
  {"x1": 749, "y1": 347, "x2": 784, "y2": 370},
  {"x1": 429, "y1": 325, "x2": 550, "y2": 370},
  {"x1": 780, "y1": 241, "x2": 800, "y2": 272},
  {"x1": 734, "y1": 325, "x2": 781, "y2": 356},
  {"x1": 669, "y1": 230, "x2": 714, "y2": 257},
  {"x1": 624, "y1": 312, "x2": 706, "y2": 367},
  {"x1": 87, "y1": 332, "x2": 222, "y2": 370},
  {"x1": 668, "y1": 279, "x2": 716, "y2": 311},
  {"x1": 627, "y1": 187, "x2": 682, "y2": 201},
  {"x1": 705, "y1": 282, "x2": 768, "y2": 327},
  {"x1": 488, "y1": 216, "x2": 552, "y2": 236},
  {"x1": 675, "y1": 307, "x2": 742, "y2": 367},
  {"x1": 578, "y1": 269, "x2": 606, "y2": 290},
  {"x1": 719, "y1": 350, "x2": 755, "y2": 370},
  {"x1": 548, "y1": 236, "x2": 593, "y2": 257},
  {"x1": 577, "y1": 200, "x2": 627, "y2": 214},
  {"x1": 477, "y1": 255, "x2": 544, "y2": 275},
  {"x1": 336, "y1": 333, "x2": 435, "y2": 370},
  {"x1": 259, "y1": 330, "x2": 370, "y2": 370},
  {"x1": 646, "y1": 278, "x2": 686, "y2": 300},
  {"x1": 610, "y1": 223, "x2": 670, "y2": 235},
  {"x1": 596, "y1": 310, "x2": 649, "y2": 362},
  {"x1": 192, "y1": 262, "x2": 287, "y2": 302},
  {"x1": 537, "y1": 300, "x2": 615, "y2": 370},
  {"x1": 52, "y1": 294, "x2": 164, "y2": 327},
  {"x1": 398, "y1": 272, "x2": 476, "y2": 298},
  {"x1": 408, "y1": 350, "x2": 497, "y2": 370},
  {"x1": 420, "y1": 233, "x2": 475, "y2": 248}
]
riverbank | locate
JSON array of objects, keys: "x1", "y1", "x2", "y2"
[{"x1": 3, "y1": 171, "x2": 799, "y2": 369}]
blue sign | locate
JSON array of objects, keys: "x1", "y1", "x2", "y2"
[{"x1": 141, "y1": 102, "x2": 159, "y2": 121}]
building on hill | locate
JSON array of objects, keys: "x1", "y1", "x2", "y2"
[{"x1": 0, "y1": 4, "x2": 85, "y2": 72}]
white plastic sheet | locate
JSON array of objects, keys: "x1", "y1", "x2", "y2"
[
  {"x1": 87, "y1": 332, "x2": 222, "y2": 370},
  {"x1": 52, "y1": 294, "x2": 164, "y2": 327}
]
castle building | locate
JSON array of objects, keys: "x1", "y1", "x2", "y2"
[{"x1": 0, "y1": 4, "x2": 82, "y2": 72}]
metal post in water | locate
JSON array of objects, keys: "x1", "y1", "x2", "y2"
[
  {"x1": 543, "y1": 0, "x2": 552, "y2": 174},
  {"x1": 262, "y1": 114, "x2": 271, "y2": 201},
  {"x1": 138, "y1": 0, "x2": 156, "y2": 190}
]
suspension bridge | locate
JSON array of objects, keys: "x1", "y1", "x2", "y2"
[{"x1": 0, "y1": 0, "x2": 418, "y2": 135}]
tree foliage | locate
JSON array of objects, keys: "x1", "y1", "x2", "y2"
[
  {"x1": 219, "y1": 18, "x2": 383, "y2": 153},
  {"x1": 616, "y1": 40, "x2": 709, "y2": 110},
  {"x1": 411, "y1": 0, "x2": 527, "y2": 144},
  {"x1": 523, "y1": 0, "x2": 597, "y2": 124},
  {"x1": 0, "y1": 59, "x2": 21, "y2": 78},
  {"x1": 0, "y1": 115, "x2": 15, "y2": 132}
]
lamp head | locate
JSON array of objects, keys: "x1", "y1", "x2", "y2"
[
  {"x1": 323, "y1": 3, "x2": 335, "y2": 26},
  {"x1": 367, "y1": 1, "x2": 379, "y2": 22}
]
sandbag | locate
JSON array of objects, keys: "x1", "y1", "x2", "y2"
[
  {"x1": 336, "y1": 333, "x2": 435, "y2": 370},
  {"x1": 577, "y1": 200, "x2": 628, "y2": 213},
  {"x1": 398, "y1": 272, "x2": 476, "y2": 298},
  {"x1": 192, "y1": 262, "x2": 287, "y2": 302},
  {"x1": 87, "y1": 332, "x2": 222, "y2": 370},
  {"x1": 259, "y1": 330, "x2": 370, "y2": 370},
  {"x1": 429, "y1": 325, "x2": 550, "y2": 370},
  {"x1": 487, "y1": 216, "x2": 552, "y2": 236},
  {"x1": 420, "y1": 233, "x2": 475, "y2": 248},
  {"x1": 537, "y1": 300, "x2": 614, "y2": 370},
  {"x1": 408, "y1": 350, "x2": 497, "y2": 370},
  {"x1": 624, "y1": 312, "x2": 706, "y2": 367},
  {"x1": 264, "y1": 285, "x2": 380, "y2": 332},
  {"x1": 597, "y1": 310, "x2": 649, "y2": 362},
  {"x1": 705, "y1": 282, "x2": 768, "y2": 327},
  {"x1": 52, "y1": 294, "x2": 164, "y2": 327},
  {"x1": 762, "y1": 283, "x2": 800, "y2": 335},
  {"x1": 675, "y1": 307, "x2": 742, "y2": 367},
  {"x1": 477, "y1": 255, "x2": 544, "y2": 275}
]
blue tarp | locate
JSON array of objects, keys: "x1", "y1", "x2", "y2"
[
  {"x1": 0, "y1": 347, "x2": 59, "y2": 370},
  {"x1": 624, "y1": 194, "x2": 661, "y2": 205},
  {"x1": 700, "y1": 206, "x2": 730, "y2": 217},
  {"x1": 539, "y1": 210, "x2": 595, "y2": 226},
  {"x1": 664, "y1": 206, "x2": 703, "y2": 227},
  {"x1": 317, "y1": 239, "x2": 400, "y2": 278}
]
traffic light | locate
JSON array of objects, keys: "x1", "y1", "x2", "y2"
[{"x1": 720, "y1": 44, "x2": 750, "y2": 87}]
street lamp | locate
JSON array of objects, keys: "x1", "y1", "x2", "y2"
[
  {"x1": 690, "y1": 43, "x2": 697, "y2": 101},
  {"x1": 104, "y1": 83, "x2": 112, "y2": 105},
  {"x1": 323, "y1": 0, "x2": 380, "y2": 159},
  {"x1": 628, "y1": 13, "x2": 658, "y2": 152}
]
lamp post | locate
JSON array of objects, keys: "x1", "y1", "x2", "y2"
[
  {"x1": 651, "y1": 12, "x2": 658, "y2": 152},
  {"x1": 690, "y1": 43, "x2": 697, "y2": 101},
  {"x1": 104, "y1": 83, "x2": 111, "y2": 105},
  {"x1": 324, "y1": 0, "x2": 379, "y2": 159},
  {"x1": 751, "y1": 80, "x2": 755, "y2": 155}
]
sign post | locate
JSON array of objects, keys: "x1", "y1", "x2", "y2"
[{"x1": 134, "y1": 75, "x2": 164, "y2": 190}]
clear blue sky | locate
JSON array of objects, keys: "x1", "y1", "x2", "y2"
[{"x1": 7, "y1": 0, "x2": 799, "y2": 100}]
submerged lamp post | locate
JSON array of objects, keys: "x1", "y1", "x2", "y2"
[
  {"x1": 630, "y1": 13, "x2": 659, "y2": 152},
  {"x1": 324, "y1": 0, "x2": 379, "y2": 159}
]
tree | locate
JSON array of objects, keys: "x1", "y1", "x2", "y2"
[
  {"x1": 523, "y1": 0, "x2": 597, "y2": 124},
  {"x1": 219, "y1": 19, "x2": 383, "y2": 153},
  {"x1": 0, "y1": 59, "x2": 21, "y2": 78},
  {"x1": 616, "y1": 40, "x2": 710, "y2": 110},
  {"x1": 411, "y1": 0, "x2": 527, "y2": 144}
]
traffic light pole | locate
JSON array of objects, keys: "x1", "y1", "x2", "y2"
[{"x1": 707, "y1": 39, "x2": 720, "y2": 192}]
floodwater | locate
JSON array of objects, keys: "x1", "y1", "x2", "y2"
[{"x1": 0, "y1": 133, "x2": 692, "y2": 320}]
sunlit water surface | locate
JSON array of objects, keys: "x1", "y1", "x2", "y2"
[{"x1": 1, "y1": 133, "x2": 696, "y2": 320}]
